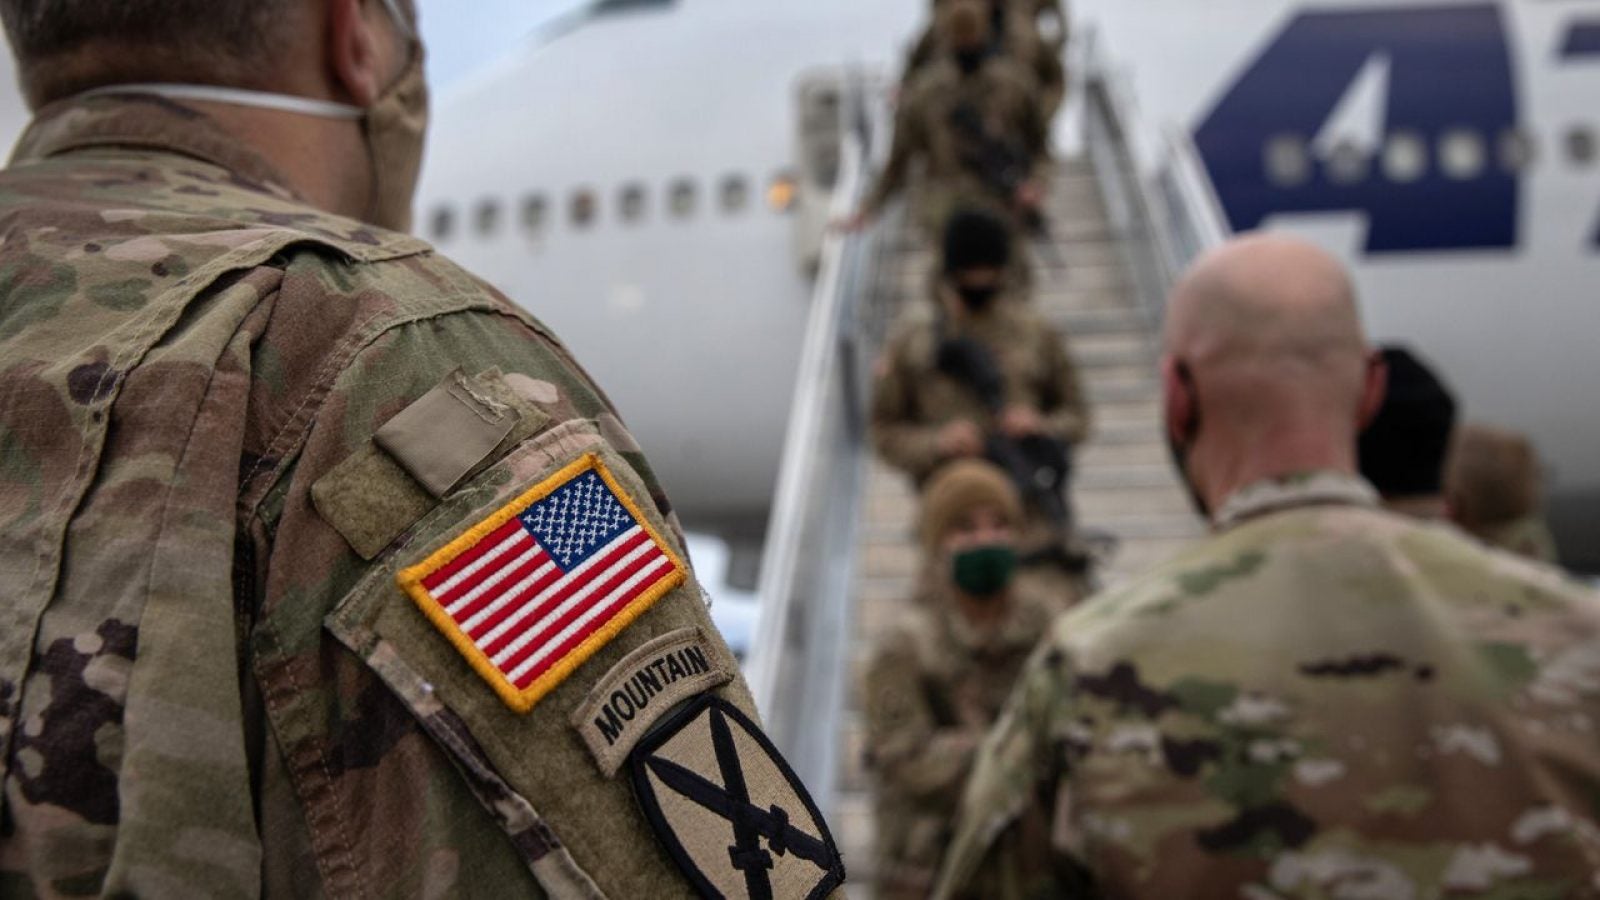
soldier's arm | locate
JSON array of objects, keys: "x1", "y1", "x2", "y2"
[
  {"x1": 863, "y1": 635, "x2": 982, "y2": 801},
  {"x1": 861, "y1": 90, "x2": 921, "y2": 218},
  {"x1": 904, "y1": 26, "x2": 939, "y2": 80},
  {"x1": 1035, "y1": 45, "x2": 1068, "y2": 122},
  {"x1": 1018, "y1": 82, "x2": 1053, "y2": 178},
  {"x1": 1038, "y1": 325, "x2": 1091, "y2": 445},
  {"x1": 932, "y1": 635, "x2": 1076, "y2": 899},
  {"x1": 247, "y1": 249, "x2": 844, "y2": 898},
  {"x1": 870, "y1": 337, "x2": 949, "y2": 480}
]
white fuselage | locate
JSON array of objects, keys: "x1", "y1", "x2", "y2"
[{"x1": 416, "y1": 0, "x2": 921, "y2": 539}]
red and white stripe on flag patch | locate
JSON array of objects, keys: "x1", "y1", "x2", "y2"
[{"x1": 397, "y1": 452, "x2": 686, "y2": 713}]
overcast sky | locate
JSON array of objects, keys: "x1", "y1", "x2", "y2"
[{"x1": 417, "y1": 0, "x2": 590, "y2": 88}]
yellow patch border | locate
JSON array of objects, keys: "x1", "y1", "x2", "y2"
[{"x1": 396, "y1": 452, "x2": 687, "y2": 714}]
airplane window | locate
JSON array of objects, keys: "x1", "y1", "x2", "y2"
[
  {"x1": 1497, "y1": 130, "x2": 1536, "y2": 173},
  {"x1": 1566, "y1": 126, "x2": 1596, "y2": 166},
  {"x1": 1439, "y1": 129, "x2": 1486, "y2": 180},
  {"x1": 619, "y1": 184, "x2": 648, "y2": 223},
  {"x1": 1325, "y1": 140, "x2": 1369, "y2": 185},
  {"x1": 1263, "y1": 134, "x2": 1310, "y2": 187},
  {"x1": 522, "y1": 195, "x2": 549, "y2": 233},
  {"x1": 570, "y1": 189, "x2": 598, "y2": 228},
  {"x1": 475, "y1": 199, "x2": 501, "y2": 237},
  {"x1": 1382, "y1": 131, "x2": 1428, "y2": 183},
  {"x1": 767, "y1": 172, "x2": 798, "y2": 213},
  {"x1": 430, "y1": 206, "x2": 455, "y2": 242},
  {"x1": 720, "y1": 175, "x2": 750, "y2": 215},
  {"x1": 668, "y1": 179, "x2": 697, "y2": 218}
]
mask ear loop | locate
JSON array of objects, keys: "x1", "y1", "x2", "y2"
[{"x1": 377, "y1": 0, "x2": 418, "y2": 41}]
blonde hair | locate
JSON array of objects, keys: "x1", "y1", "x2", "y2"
[{"x1": 1446, "y1": 423, "x2": 1543, "y2": 528}]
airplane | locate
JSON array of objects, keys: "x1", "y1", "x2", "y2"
[
  {"x1": 0, "y1": 0, "x2": 1587, "y2": 577},
  {"x1": 418, "y1": 0, "x2": 1596, "y2": 575},
  {"x1": 1071, "y1": 0, "x2": 1599, "y2": 570}
]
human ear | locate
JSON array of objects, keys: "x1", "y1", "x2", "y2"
[
  {"x1": 1161, "y1": 357, "x2": 1198, "y2": 445},
  {"x1": 1357, "y1": 351, "x2": 1388, "y2": 430},
  {"x1": 327, "y1": 0, "x2": 386, "y2": 106}
]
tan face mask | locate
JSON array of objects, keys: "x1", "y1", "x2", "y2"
[{"x1": 363, "y1": 40, "x2": 430, "y2": 232}]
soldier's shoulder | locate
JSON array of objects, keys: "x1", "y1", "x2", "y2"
[
  {"x1": 875, "y1": 602, "x2": 944, "y2": 662},
  {"x1": 1053, "y1": 526, "x2": 1291, "y2": 653},
  {"x1": 884, "y1": 308, "x2": 941, "y2": 360}
]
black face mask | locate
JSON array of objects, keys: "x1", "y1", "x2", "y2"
[
  {"x1": 956, "y1": 283, "x2": 1000, "y2": 311},
  {"x1": 954, "y1": 47, "x2": 987, "y2": 75},
  {"x1": 1167, "y1": 362, "x2": 1212, "y2": 519}
]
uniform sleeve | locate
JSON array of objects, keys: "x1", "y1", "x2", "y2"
[
  {"x1": 905, "y1": 27, "x2": 939, "y2": 79},
  {"x1": 1038, "y1": 325, "x2": 1091, "y2": 446},
  {"x1": 1034, "y1": 44, "x2": 1068, "y2": 122},
  {"x1": 863, "y1": 633, "x2": 982, "y2": 801},
  {"x1": 1017, "y1": 80, "x2": 1052, "y2": 180},
  {"x1": 932, "y1": 636, "x2": 1077, "y2": 899},
  {"x1": 870, "y1": 333, "x2": 949, "y2": 480},
  {"x1": 863, "y1": 88, "x2": 923, "y2": 218}
]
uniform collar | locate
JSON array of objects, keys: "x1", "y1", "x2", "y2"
[
  {"x1": 10, "y1": 92, "x2": 298, "y2": 200},
  {"x1": 1212, "y1": 470, "x2": 1380, "y2": 531}
]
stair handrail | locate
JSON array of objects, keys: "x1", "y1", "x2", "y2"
[{"x1": 745, "y1": 67, "x2": 892, "y2": 806}]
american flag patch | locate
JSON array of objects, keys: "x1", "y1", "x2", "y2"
[{"x1": 397, "y1": 453, "x2": 686, "y2": 713}]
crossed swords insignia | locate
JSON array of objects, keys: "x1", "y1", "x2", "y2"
[{"x1": 642, "y1": 703, "x2": 835, "y2": 900}]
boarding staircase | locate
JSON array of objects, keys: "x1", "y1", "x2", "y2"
[
  {"x1": 747, "y1": 43, "x2": 1231, "y2": 894},
  {"x1": 828, "y1": 156, "x2": 1207, "y2": 889}
]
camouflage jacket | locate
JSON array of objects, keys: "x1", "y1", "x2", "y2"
[
  {"x1": 1471, "y1": 515, "x2": 1561, "y2": 567},
  {"x1": 864, "y1": 578, "x2": 1058, "y2": 899},
  {"x1": 871, "y1": 298, "x2": 1089, "y2": 485},
  {"x1": 0, "y1": 95, "x2": 842, "y2": 899},
  {"x1": 905, "y1": 10, "x2": 1068, "y2": 122},
  {"x1": 863, "y1": 58, "x2": 1048, "y2": 239},
  {"x1": 934, "y1": 471, "x2": 1600, "y2": 899}
]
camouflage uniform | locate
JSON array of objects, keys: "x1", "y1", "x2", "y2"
[
  {"x1": 0, "y1": 95, "x2": 841, "y2": 898},
  {"x1": 861, "y1": 56, "x2": 1048, "y2": 244},
  {"x1": 905, "y1": 7, "x2": 1068, "y2": 123},
  {"x1": 864, "y1": 576, "x2": 1058, "y2": 899},
  {"x1": 871, "y1": 296, "x2": 1088, "y2": 485},
  {"x1": 872, "y1": 294, "x2": 1089, "y2": 600},
  {"x1": 936, "y1": 471, "x2": 1600, "y2": 899},
  {"x1": 1474, "y1": 516, "x2": 1561, "y2": 566}
]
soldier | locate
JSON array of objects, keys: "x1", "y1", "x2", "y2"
[
  {"x1": 0, "y1": 1, "x2": 843, "y2": 897},
  {"x1": 872, "y1": 211, "x2": 1090, "y2": 595},
  {"x1": 847, "y1": 0, "x2": 1049, "y2": 257},
  {"x1": 863, "y1": 460, "x2": 1058, "y2": 900},
  {"x1": 1357, "y1": 345, "x2": 1458, "y2": 520},
  {"x1": 905, "y1": 0, "x2": 1068, "y2": 123},
  {"x1": 1446, "y1": 423, "x2": 1562, "y2": 564},
  {"x1": 935, "y1": 235, "x2": 1600, "y2": 898}
]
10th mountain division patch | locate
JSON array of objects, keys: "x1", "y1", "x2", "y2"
[{"x1": 631, "y1": 695, "x2": 846, "y2": 900}]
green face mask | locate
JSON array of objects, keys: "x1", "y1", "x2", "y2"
[{"x1": 951, "y1": 544, "x2": 1017, "y2": 597}]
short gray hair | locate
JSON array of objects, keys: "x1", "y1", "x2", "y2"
[{"x1": 0, "y1": 0, "x2": 299, "y2": 105}]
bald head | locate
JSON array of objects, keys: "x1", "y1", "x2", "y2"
[
  {"x1": 1161, "y1": 234, "x2": 1385, "y2": 513},
  {"x1": 1167, "y1": 234, "x2": 1365, "y2": 366}
]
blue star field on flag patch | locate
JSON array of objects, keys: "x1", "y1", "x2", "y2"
[{"x1": 519, "y1": 470, "x2": 636, "y2": 568}]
